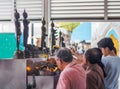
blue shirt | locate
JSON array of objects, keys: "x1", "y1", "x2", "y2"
[{"x1": 102, "y1": 56, "x2": 120, "y2": 89}]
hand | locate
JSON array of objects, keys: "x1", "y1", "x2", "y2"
[{"x1": 70, "y1": 47, "x2": 76, "y2": 55}]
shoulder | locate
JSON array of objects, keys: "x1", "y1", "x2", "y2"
[
  {"x1": 102, "y1": 56, "x2": 120, "y2": 64},
  {"x1": 86, "y1": 65, "x2": 102, "y2": 79},
  {"x1": 61, "y1": 64, "x2": 84, "y2": 77},
  {"x1": 86, "y1": 70, "x2": 97, "y2": 83},
  {"x1": 102, "y1": 56, "x2": 112, "y2": 65}
]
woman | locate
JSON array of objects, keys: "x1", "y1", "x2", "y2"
[{"x1": 84, "y1": 48, "x2": 105, "y2": 89}]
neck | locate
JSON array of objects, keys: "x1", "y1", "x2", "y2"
[
  {"x1": 86, "y1": 61, "x2": 91, "y2": 68},
  {"x1": 61, "y1": 62, "x2": 70, "y2": 71},
  {"x1": 108, "y1": 51, "x2": 115, "y2": 56}
]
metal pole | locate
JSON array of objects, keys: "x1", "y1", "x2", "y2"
[
  {"x1": 31, "y1": 23, "x2": 34, "y2": 45},
  {"x1": 43, "y1": 0, "x2": 49, "y2": 47},
  {"x1": 104, "y1": 0, "x2": 108, "y2": 21}
]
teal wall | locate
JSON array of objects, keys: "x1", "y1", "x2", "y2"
[{"x1": 0, "y1": 33, "x2": 16, "y2": 59}]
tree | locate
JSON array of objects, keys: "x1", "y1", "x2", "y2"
[{"x1": 57, "y1": 22, "x2": 80, "y2": 32}]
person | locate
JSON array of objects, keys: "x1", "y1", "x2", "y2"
[
  {"x1": 77, "y1": 46, "x2": 85, "y2": 55},
  {"x1": 84, "y1": 48, "x2": 105, "y2": 89},
  {"x1": 97, "y1": 37, "x2": 120, "y2": 89},
  {"x1": 55, "y1": 47, "x2": 86, "y2": 89}
]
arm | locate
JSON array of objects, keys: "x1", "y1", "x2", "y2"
[
  {"x1": 70, "y1": 47, "x2": 83, "y2": 63},
  {"x1": 56, "y1": 74, "x2": 70, "y2": 89}
]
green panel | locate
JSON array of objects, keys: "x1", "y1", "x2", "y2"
[{"x1": 0, "y1": 33, "x2": 16, "y2": 59}]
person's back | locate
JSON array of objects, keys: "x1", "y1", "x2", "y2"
[
  {"x1": 57, "y1": 61, "x2": 86, "y2": 89},
  {"x1": 84, "y1": 48, "x2": 105, "y2": 89},
  {"x1": 86, "y1": 64, "x2": 104, "y2": 89},
  {"x1": 102, "y1": 56, "x2": 120, "y2": 89},
  {"x1": 55, "y1": 47, "x2": 86, "y2": 89}
]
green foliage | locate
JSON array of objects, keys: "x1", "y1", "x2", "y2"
[{"x1": 57, "y1": 22, "x2": 80, "y2": 32}]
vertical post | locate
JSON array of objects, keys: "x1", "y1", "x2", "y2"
[
  {"x1": 12, "y1": 0, "x2": 16, "y2": 22},
  {"x1": 32, "y1": 74, "x2": 36, "y2": 88},
  {"x1": 31, "y1": 23, "x2": 34, "y2": 45},
  {"x1": 13, "y1": 0, "x2": 16, "y2": 10},
  {"x1": 104, "y1": 0, "x2": 108, "y2": 21},
  {"x1": 43, "y1": 0, "x2": 49, "y2": 31},
  {"x1": 43, "y1": 0, "x2": 49, "y2": 47},
  {"x1": 26, "y1": 76, "x2": 28, "y2": 89}
]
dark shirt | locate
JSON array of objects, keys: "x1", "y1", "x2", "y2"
[{"x1": 86, "y1": 64, "x2": 105, "y2": 89}]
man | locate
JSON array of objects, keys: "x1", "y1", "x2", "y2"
[
  {"x1": 55, "y1": 47, "x2": 86, "y2": 89},
  {"x1": 97, "y1": 37, "x2": 120, "y2": 89}
]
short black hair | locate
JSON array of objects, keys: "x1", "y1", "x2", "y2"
[
  {"x1": 113, "y1": 47, "x2": 117, "y2": 55},
  {"x1": 85, "y1": 48, "x2": 106, "y2": 77},
  {"x1": 56, "y1": 47, "x2": 73, "y2": 62},
  {"x1": 97, "y1": 37, "x2": 114, "y2": 51},
  {"x1": 85, "y1": 48, "x2": 102, "y2": 64}
]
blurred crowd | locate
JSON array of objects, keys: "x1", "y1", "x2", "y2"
[{"x1": 54, "y1": 37, "x2": 120, "y2": 89}]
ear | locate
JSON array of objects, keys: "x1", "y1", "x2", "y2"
[
  {"x1": 106, "y1": 47, "x2": 110, "y2": 50},
  {"x1": 59, "y1": 59, "x2": 63, "y2": 65},
  {"x1": 105, "y1": 47, "x2": 110, "y2": 53}
]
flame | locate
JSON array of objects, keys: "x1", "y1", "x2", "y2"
[{"x1": 26, "y1": 66, "x2": 31, "y2": 71}]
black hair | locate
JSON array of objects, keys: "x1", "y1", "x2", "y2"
[
  {"x1": 113, "y1": 47, "x2": 117, "y2": 55},
  {"x1": 85, "y1": 48, "x2": 106, "y2": 77},
  {"x1": 56, "y1": 47, "x2": 73, "y2": 62},
  {"x1": 97, "y1": 37, "x2": 114, "y2": 51}
]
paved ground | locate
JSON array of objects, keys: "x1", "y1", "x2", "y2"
[
  {"x1": 28, "y1": 76, "x2": 54, "y2": 89},
  {"x1": 0, "y1": 60, "x2": 26, "y2": 89}
]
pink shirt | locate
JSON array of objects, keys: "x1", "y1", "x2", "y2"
[{"x1": 56, "y1": 61, "x2": 86, "y2": 89}]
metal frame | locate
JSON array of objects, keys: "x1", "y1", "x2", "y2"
[
  {"x1": 0, "y1": 0, "x2": 120, "y2": 22},
  {"x1": 104, "y1": 0, "x2": 108, "y2": 21},
  {"x1": 49, "y1": 0, "x2": 120, "y2": 22}
]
